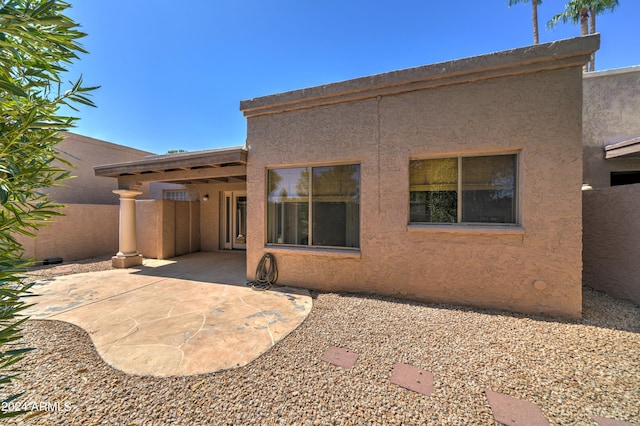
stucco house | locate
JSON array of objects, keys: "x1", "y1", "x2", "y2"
[
  {"x1": 96, "y1": 35, "x2": 601, "y2": 318},
  {"x1": 582, "y1": 66, "x2": 640, "y2": 305}
]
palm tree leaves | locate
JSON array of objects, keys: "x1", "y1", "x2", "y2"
[
  {"x1": 508, "y1": 0, "x2": 618, "y2": 71},
  {"x1": 547, "y1": 0, "x2": 618, "y2": 30},
  {"x1": 546, "y1": 0, "x2": 619, "y2": 71}
]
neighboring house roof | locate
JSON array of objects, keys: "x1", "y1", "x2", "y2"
[
  {"x1": 48, "y1": 132, "x2": 156, "y2": 204},
  {"x1": 94, "y1": 146, "x2": 247, "y2": 186},
  {"x1": 604, "y1": 136, "x2": 640, "y2": 159},
  {"x1": 60, "y1": 131, "x2": 154, "y2": 157}
]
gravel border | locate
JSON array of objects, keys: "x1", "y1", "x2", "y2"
[
  {"x1": 21, "y1": 254, "x2": 114, "y2": 283},
  {"x1": 2, "y1": 260, "x2": 639, "y2": 425}
]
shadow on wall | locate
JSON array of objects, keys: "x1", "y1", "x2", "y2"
[{"x1": 583, "y1": 184, "x2": 640, "y2": 306}]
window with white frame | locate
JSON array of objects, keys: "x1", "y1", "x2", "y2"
[
  {"x1": 163, "y1": 190, "x2": 189, "y2": 201},
  {"x1": 267, "y1": 164, "x2": 360, "y2": 248},
  {"x1": 409, "y1": 154, "x2": 517, "y2": 225}
]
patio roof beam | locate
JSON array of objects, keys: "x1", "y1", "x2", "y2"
[
  {"x1": 95, "y1": 147, "x2": 247, "y2": 177},
  {"x1": 117, "y1": 164, "x2": 246, "y2": 187}
]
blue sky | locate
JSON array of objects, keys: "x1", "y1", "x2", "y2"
[{"x1": 64, "y1": 1, "x2": 640, "y2": 154}]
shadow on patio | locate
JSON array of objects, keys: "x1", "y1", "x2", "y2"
[{"x1": 25, "y1": 252, "x2": 312, "y2": 377}]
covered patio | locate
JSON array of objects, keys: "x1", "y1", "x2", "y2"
[{"x1": 94, "y1": 147, "x2": 248, "y2": 268}]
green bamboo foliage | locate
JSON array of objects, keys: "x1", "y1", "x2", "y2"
[{"x1": 0, "y1": 0, "x2": 98, "y2": 417}]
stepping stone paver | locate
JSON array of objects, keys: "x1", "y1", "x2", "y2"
[
  {"x1": 321, "y1": 346, "x2": 358, "y2": 369},
  {"x1": 485, "y1": 389, "x2": 549, "y2": 426},
  {"x1": 390, "y1": 362, "x2": 433, "y2": 396}
]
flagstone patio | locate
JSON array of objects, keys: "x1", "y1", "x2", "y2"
[{"x1": 25, "y1": 252, "x2": 312, "y2": 377}]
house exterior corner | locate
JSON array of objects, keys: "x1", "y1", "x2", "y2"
[{"x1": 241, "y1": 36, "x2": 600, "y2": 318}]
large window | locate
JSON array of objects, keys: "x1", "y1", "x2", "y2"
[
  {"x1": 267, "y1": 164, "x2": 360, "y2": 248},
  {"x1": 410, "y1": 154, "x2": 517, "y2": 225}
]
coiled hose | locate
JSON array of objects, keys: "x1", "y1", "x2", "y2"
[{"x1": 249, "y1": 253, "x2": 278, "y2": 291}]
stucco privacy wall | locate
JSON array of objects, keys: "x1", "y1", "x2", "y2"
[
  {"x1": 242, "y1": 36, "x2": 599, "y2": 318},
  {"x1": 583, "y1": 185, "x2": 640, "y2": 305},
  {"x1": 136, "y1": 200, "x2": 200, "y2": 259},
  {"x1": 136, "y1": 201, "x2": 160, "y2": 259},
  {"x1": 16, "y1": 204, "x2": 119, "y2": 261},
  {"x1": 583, "y1": 67, "x2": 640, "y2": 188}
]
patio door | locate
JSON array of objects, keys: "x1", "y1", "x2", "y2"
[{"x1": 223, "y1": 191, "x2": 247, "y2": 250}]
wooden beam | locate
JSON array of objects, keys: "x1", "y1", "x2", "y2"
[
  {"x1": 95, "y1": 148, "x2": 247, "y2": 177},
  {"x1": 117, "y1": 164, "x2": 246, "y2": 187}
]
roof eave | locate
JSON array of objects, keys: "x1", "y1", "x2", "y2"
[
  {"x1": 94, "y1": 147, "x2": 247, "y2": 178},
  {"x1": 605, "y1": 136, "x2": 640, "y2": 159}
]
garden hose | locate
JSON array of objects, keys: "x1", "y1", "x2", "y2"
[{"x1": 249, "y1": 253, "x2": 278, "y2": 291}]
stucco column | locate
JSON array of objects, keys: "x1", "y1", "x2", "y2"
[{"x1": 112, "y1": 189, "x2": 143, "y2": 268}]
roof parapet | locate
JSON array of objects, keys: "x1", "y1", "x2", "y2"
[{"x1": 240, "y1": 35, "x2": 600, "y2": 118}]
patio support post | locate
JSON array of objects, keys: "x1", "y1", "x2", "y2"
[{"x1": 112, "y1": 189, "x2": 143, "y2": 268}]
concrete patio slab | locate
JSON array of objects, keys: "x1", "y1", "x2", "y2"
[
  {"x1": 26, "y1": 269, "x2": 166, "y2": 318},
  {"x1": 25, "y1": 252, "x2": 312, "y2": 377}
]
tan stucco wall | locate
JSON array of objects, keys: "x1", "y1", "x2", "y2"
[
  {"x1": 136, "y1": 200, "x2": 200, "y2": 259},
  {"x1": 175, "y1": 202, "x2": 200, "y2": 256},
  {"x1": 244, "y1": 45, "x2": 590, "y2": 317},
  {"x1": 16, "y1": 204, "x2": 119, "y2": 261},
  {"x1": 583, "y1": 185, "x2": 640, "y2": 305},
  {"x1": 160, "y1": 201, "x2": 176, "y2": 258},
  {"x1": 195, "y1": 182, "x2": 246, "y2": 252},
  {"x1": 200, "y1": 189, "x2": 219, "y2": 252},
  {"x1": 49, "y1": 132, "x2": 153, "y2": 205},
  {"x1": 137, "y1": 200, "x2": 161, "y2": 259},
  {"x1": 583, "y1": 67, "x2": 640, "y2": 188}
]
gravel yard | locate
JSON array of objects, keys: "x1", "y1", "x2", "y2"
[
  {"x1": 21, "y1": 255, "x2": 114, "y2": 282},
  {"x1": 2, "y1": 260, "x2": 639, "y2": 425}
]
